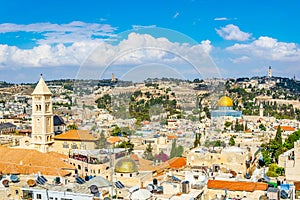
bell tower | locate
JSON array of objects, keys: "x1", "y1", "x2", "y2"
[
  {"x1": 259, "y1": 103, "x2": 264, "y2": 118},
  {"x1": 31, "y1": 74, "x2": 54, "y2": 152}
]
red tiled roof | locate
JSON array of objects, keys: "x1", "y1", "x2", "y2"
[
  {"x1": 207, "y1": 180, "x2": 268, "y2": 192},
  {"x1": 130, "y1": 154, "x2": 139, "y2": 161},
  {"x1": 0, "y1": 146, "x2": 74, "y2": 176},
  {"x1": 294, "y1": 181, "x2": 300, "y2": 190},
  {"x1": 54, "y1": 130, "x2": 98, "y2": 141},
  {"x1": 168, "y1": 157, "x2": 186, "y2": 169},
  {"x1": 167, "y1": 135, "x2": 178, "y2": 139},
  {"x1": 274, "y1": 126, "x2": 295, "y2": 132},
  {"x1": 107, "y1": 136, "x2": 121, "y2": 144}
]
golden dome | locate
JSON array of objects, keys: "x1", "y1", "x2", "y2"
[
  {"x1": 217, "y1": 96, "x2": 233, "y2": 107},
  {"x1": 114, "y1": 157, "x2": 138, "y2": 173}
]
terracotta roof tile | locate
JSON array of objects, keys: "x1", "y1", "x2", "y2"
[
  {"x1": 207, "y1": 180, "x2": 268, "y2": 192},
  {"x1": 294, "y1": 181, "x2": 300, "y2": 190},
  {"x1": 107, "y1": 136, "x2": 121, "y2": 144},
  {"x1": 167, "y1": 135, "x2": 178, "y2": 139},
  {"x1": 54, "y1": 130, "x2": 98, "y2": 141},
  {"x1": 168, "y1": 157, "x2": 186, "y2": 169},
  {"x1": 274, "y1": 126, "x2": 295, "y2": 131},
  {"x1": 130, "y1": 154, "x2": 139, "y2": 161},
  {"x1": 0, "y1": 146, "x2": 74, "y2": 176}
]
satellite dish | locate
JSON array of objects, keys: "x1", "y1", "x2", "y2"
[
  {"x1": 90, "y1": 185, "x2": 99, "y2": 194},
  {"x1": 27, "y1": 179, "x2": 36, "y2": 187}
]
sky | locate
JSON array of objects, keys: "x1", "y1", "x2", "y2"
[{"x1": 0, "y1": 0, "x2": 300, "y2": 82}]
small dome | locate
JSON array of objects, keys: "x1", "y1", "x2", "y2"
[
  {"x1": 115, "y1": 157, "x2": 138, "y2": 173},
  {"x1": 217, "y1": 96, "x2": 233, "y2": 107}
]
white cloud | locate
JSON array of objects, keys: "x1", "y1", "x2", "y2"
[
  {"x1": 227, "y1": 36, "x2": 300, "y2": 61},
  {"x1": 0, "y1": 32, "x2": 214, "y2": 74},
  {"x1": 229, "y1": 56, "x2": 250, "y2": 63},
  {"x1": 216, "y1": 24, "x2": 251, "y2": 41},
  {"x1": 0, "y1": 21, "x2": 117, "y2": 45},
  {"x1": 214, "y1": 17, "x2": 229, "y2": 21}
]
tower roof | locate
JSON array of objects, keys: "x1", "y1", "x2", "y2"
[{"x1": 32, "y1": 75, "x2": 52, "y2": 95}]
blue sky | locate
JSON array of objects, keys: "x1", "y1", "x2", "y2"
[{"x1": 0, "y1": 0, "x2": 299, "y2": 82}]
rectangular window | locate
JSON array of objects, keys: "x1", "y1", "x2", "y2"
[
  {"x1": 36, "y1": 194, "x2": 42, "y2": 199},
  {"x1": 71, "y1": 143, "x2": 78, "y2": 149},
  {"x1": 63, "y1": 142, "x2": 69, "y2": 148}
]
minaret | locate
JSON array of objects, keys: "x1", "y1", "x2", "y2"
[
  {"x1": 259, "y1": 103, "x2": 264, "y2": 118},
  {"x1": 111, "y1": 73, "x2": 115, "y2": 82},
  {"x1": 31, "y1": 74, "x2": 54, "y2": 152},
  {"x1": 268, "y1": 66, "x2": 272, "y2": 78}
]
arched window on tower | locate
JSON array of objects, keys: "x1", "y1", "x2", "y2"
[{"x1": 45, "y1": 104, "x2": 50, "y2": 112}]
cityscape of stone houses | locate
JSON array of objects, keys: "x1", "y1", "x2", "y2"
[{"x1": 0, "y1": 68, "x2": 299, "y2": 199}]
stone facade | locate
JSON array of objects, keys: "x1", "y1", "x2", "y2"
[{"x1": 279, "y1": 139, "x2": 300, "y2": 181}]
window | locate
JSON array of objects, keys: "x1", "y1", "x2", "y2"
[
  {"x1": 98, "y1": 169, "x2": 100, "y2": 174},
  {"x1": 63, "y1": 142, "x2": 69, "y2": 148},
  {"x1": 15, "y1": 190, "x2": 19, "y2": 195},
  {"x1": 71, "y1": 143, "x2": 78, "y2": 149},
  {"x1": 78, "y1": 165, "x2": 81, "y2": 170},
  {"x1": 45, "y1": 103, "x2": 50, "y2": 112},
  {"x1": 130, "y1": 174, "x2": 132, "y2": 177},
  {"x1": 85, "y1": 167, "x2": 88, "y2": 172},
  {"x1": 36, "y1": 194, "x2": 42, "y2": 199},
  {"x1": 80, "y1": 143, "x2": 86, "y2": 150},
  {"x1": 22, "y1": 190, "x2": 33, "y2": 199}
]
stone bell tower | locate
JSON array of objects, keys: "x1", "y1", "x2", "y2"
[{"x1": 31, "y1": 74, "x2": 54, "y2": 152}]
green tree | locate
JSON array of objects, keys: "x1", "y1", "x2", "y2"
[
  {"x1": 229, "y1": 136, "x2": 236, "y2": 146},
  {"x1": 283, "y1": 129, "x2": 300, "y2": 149},
  {"x1": 193, "y1": 133, "x2": 201, "y2": 148},
  {"x1": 169, "y1": 139, "x2": 184, "y2": 159},
  {"x1": 117, "y1": 140, "x2": 134, "y2": 153},
  {"x1": 215, "y1": 140, "x2": 221, "y2": 147},
  {"x1": 259, "y1": 124, "x2": 266, "y2": 131},
  {"x1": 170, "y1": 139, "x2": 177, "y2": 159},
  {"x1": 67, "y1": 123, "x2": 78, "y2": 130},
  {"x1": 96, "y1": 131, "x2": 107, "y2": 149},
  {"x1": 224, "y1": 121, "x2": 232, "y2": 128},
  {"x1": 143, "y1": 143, "x2": 154, "y2": 160},
  {"x1": 261, "y1": 143, "x2": 272, "y2": 166},
  {"x1": 111, "y1": 125, "x2": 121, "y2": 136},
  {"x1": 268, "y1": 126, "x2": 283, "y2": 162},
  {"x1": 275, "y1": 125, "x2": 283, "y2": 146}
]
